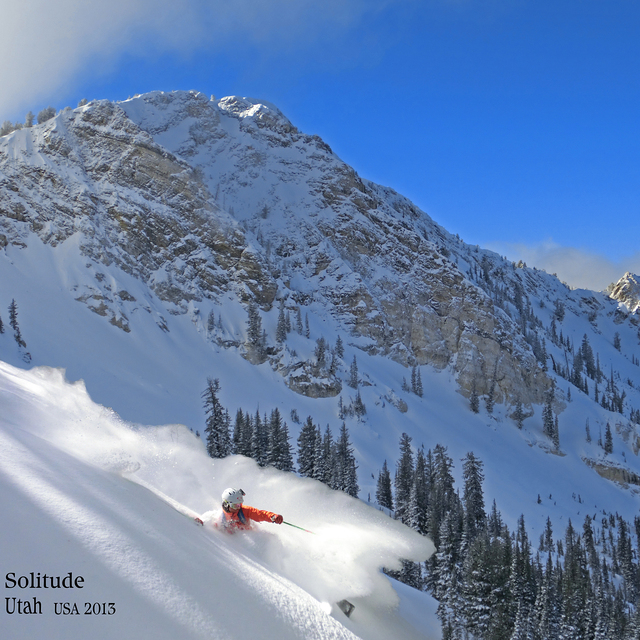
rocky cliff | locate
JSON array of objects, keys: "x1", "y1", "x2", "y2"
[{"x1": 1, "y1": 91, "x2": 636, "y2": 410}]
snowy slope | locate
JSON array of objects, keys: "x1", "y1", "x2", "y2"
[{"x1": 0, "y1": 360, "x2": 438, "y2": 640}]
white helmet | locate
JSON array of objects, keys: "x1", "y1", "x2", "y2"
[{"x1": 222, "y1": 487, "x2": 245, "y2": 509}]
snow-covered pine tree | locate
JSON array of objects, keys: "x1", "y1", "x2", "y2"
[
  {"x1": 276, "y1": 303, "x2": 287, "y2": 344},
  {"x1": 411, "y1": 366, "x2": 424, "y2": 397},
  {"x1": 513, "y1": 398, "x2": 525, "y2": 429},
  {"x1": 313, "y1": 425, "x2": 333, "y2": 485},
  {"x1": 333, "y1": 422, "x2": 359, "y2": 497},
  {"x1": 604, "y1": 423, "x2": 613, "y2": 454},
  {"x1": 542, "y1": 386, "x2": 555, "y2": 442},
  {"x1": 267, "y1": 408, "x2": 294, "y2": 472},
  {"x1": 8, "y1": 299, "x2": 26, "y2": 347},
  {"x1": 297, "y1": 416, "x2": 318, "y2": 478},
  {"x1": 415, "y1": 366, "x2": 423, "y2": 397},
  {"x1": 353, "y1": 389, "x2": 366, "y2": 417},
  {"x1": 407, "y1": 446, "x2": 429, "y2": 536},
  {"x1": 470, "y1": 379, "x2": 480, "y2": 413},
  {"x1": 246, "y1": 301, "x2": 263, "y2": 354},
  {"x1": 314, "y1": 336, "x2": 327, "y2": 370},
  {"x1": 427, "y1": 444, "x2": 458, "y2": 550},
  {"x1": 202, "y1": 378, "x2": 230, "y2": 458},
  {"x1": 394, "y1": 432, "x2": 414, "y2": 523},
  {"x1": 534, "y1": 553, "x2": 561, "y2": 640},
  {"x1": 232, "y1": 408, "x2": 244, "y2": 455},
  {"x1": 348, "y1": 355, "x2": 359, "y2": 388},
  {"x1": 37, "y1": 106, "x2": 56, "y2": 124},
  {"x1": 335, "y1": 334, "x2": 344, "y2": 359},
  {"x1": 462, "y1": 452, "x2": 486, "y2": 543},
  {"x1": 251, "y1": 409, "x2": 268, "y2": 466},
  {"x1": 375, "y1": 460, "x2": 393, "y2": 510},
  {"x1": 296, "y1": 308, "x2": 303, "y2": 334},
  {"x1": 582, "y1": 334, "x2": 596, "y2": 379}
]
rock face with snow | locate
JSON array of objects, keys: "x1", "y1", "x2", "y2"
[
  {"x1": 0, "y1": 90, "x2": 636, "y2": 411},
  {"x1": 608, "y1": 272, "x2": 640, "y2": 315}
]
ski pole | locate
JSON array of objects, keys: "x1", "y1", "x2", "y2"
[{"x1": 283, "y1": 521, "x2": 315, "y2": 534}]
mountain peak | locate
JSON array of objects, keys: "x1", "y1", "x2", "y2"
[{"x1": 607, "y1": 272, "x2": 640, "y2": 313}]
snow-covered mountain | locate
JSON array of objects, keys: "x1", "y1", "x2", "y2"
[{"x1": 2, "y1": 90, "x2": 640, "y2": 638}]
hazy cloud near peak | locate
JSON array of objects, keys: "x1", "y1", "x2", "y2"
[
  {"x1": 0, "y1": 0, "x2": 384, "y2": 120},
  {"x1": 486, "y1": 240, "x2": 640, "y2": 293}
]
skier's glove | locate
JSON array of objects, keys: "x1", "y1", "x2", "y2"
[
  {"x1": 195, "y1": 517, "x2": 204, "y2": 526},
  {"x1": 271, "y1": 515, "x2": 283, "y2": 524}
]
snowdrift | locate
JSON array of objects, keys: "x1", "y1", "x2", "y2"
[{"x1": 0, "y1": 361, "x2": 438, "y2": 640}]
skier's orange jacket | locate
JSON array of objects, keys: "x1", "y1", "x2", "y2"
[{"x1": 217, "y1": 505, "x2": 279, "y2": 532}]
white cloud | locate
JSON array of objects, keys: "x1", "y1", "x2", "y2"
[
  {"x1": 486, "y1": 239, "x2": 640, "y2": 292},
  {"x1": 0, "y1": 0, "x2": 383, "y2": 120}
]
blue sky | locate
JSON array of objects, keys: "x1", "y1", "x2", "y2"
[{"x1": 1, "y1": 0, "x2": 638, "y2": 290}]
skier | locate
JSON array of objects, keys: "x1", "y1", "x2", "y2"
[{"x1": 195, "y1": 487, "x2": 284, "y2": 531}]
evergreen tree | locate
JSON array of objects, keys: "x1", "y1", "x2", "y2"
[
  {"x1": 296, "y1": 308, "x2": 303, "y2": 334},
  {"x1": 313, "y1": 425, "x2": 333, "y2": 485},
  {"x1": 614, "y1": 332, "x2": 621, "y2": 351},
  {"x1": 333, "y1": 422, "x2": 359, "y2": 497},
  {"x1": 604, "y1": 423, "x2": 613, "y2": 454},
  {"x1": 542, "y1": 386, "x2": 555, "y2": 442},
  {"x1": 202, "y1": 378, "x2": 230, "y2": 458},
  {"x1": 535, "y1": 554, "x2": 560, "y2": 640},
  {"x1": 267, "y1": 408, "x2": 294, "y2": 472},
  {"x1": 8, "y1": 298, "x2": 26, "y2": 347},
  {"x1": 207, "y1": 310, "x2": 216, "y2": 334},
  {"x1": 415, "y1": 367, "x2": 423, "y2": 397},
  {"x1": 376, "y1": 460, "x2": 393, "y2": 510},
  {"x1": 335, "y1": 334, "x2": 344, "y2": 359},
  {"x1": 297, "y1": 416, "x2": 318, "y2": 478},
  {"x1": 232, "y1": 408, "x2": 244, "y2": 455},
  {"x1": 553, "y1": 415, "x2": 560, "y2": 450},
  {"x1": 251, "y1": 409, "x2": 268, "y2": 466},
  {"x1": 394, "y1": 432, "x2": 414, "y2": 523},
  {"x1": 37, "y1": 106, "x2": 56, "y2": 124},
  {"x1": 407, "y1": 446, "x2": 429, "y2": 535},
  {"x1": 246, "y1": 301, "x2": 263, "y2": 354},
  {"x1": 462, "y1": 452, "x2": 486, "y2": 543},
  {"x1": 276, "y1": 303, "x2": 287, "y2": 343},
  {"x1": 582, "y1": 334, "x2": 596, "y2": 378},
  {"x1": 434, "y1": 509, "x2": 464, "y2": 637},
  {"x1": 513, "y1": 399, "x2": 525, "y2": 429},
  {"x1": 428, "y1": 444, "x2": 458, "y2": 550},
  {"x1": 240, "y1": 411, "x2": 254, "y2": 457},
  {"x1": 353, "y1": 389, "x2": 366, "y2": 417},
  {"x1": 314, "y1": 337, "x2": 327, "y2": 370},
  {"x1": 484, "y1": 362, "x2": 498, "y2": 414},
  {"x1": 0, "y1": 311, "x2": 4, "y2": 334},
  {"x1": 470, "y1": 379, "x2": 480, "y2": 413},
  {"x1": 411, "y1": 366, "x2": 424, "y2": 397},
  {"x1": 348, "y1": 355, "x2": 359, "y2": 388}
]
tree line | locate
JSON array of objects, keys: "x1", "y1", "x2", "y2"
[
  {"x1": 201, "y1": 377, "x2": 359, "y2": 498},
  {"x1": 377, "y1": 432, "x2": 640, "y2": 639}
]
